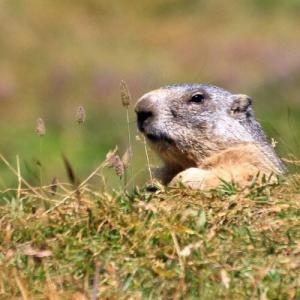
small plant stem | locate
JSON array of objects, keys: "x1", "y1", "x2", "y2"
[
  {"x1": 126, "y1": 108, "x2": 133, "y2": 187},
  {"x1": 143, "y1": 137, "x2": 153, "y2": 183},
  {"x1": 16, "y1": 155, "x2": 21, "y2": 199},
  {"x1": 39, "y1": 137, "x2": 43, "y2": 186}
]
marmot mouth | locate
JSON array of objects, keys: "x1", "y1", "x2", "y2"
[{"x1": 146, "y1": 133, "x2": 174, "y2": 144}]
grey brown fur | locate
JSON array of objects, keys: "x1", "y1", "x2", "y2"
[{"x1": 135, "y1": 84, "x2": 286, "y2": 187}]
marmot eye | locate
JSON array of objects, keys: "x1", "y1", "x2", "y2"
[{"x1": 190, "y1": 93, "x2": 205, "y2": 103}]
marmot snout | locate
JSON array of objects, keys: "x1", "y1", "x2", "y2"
[{"x1": 135, "y1": 84, "x2": 286, "y2": 189}]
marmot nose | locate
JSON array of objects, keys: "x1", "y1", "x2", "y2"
[{"x1": 136, "y1": 110, "x2": 153, "y2": 132}]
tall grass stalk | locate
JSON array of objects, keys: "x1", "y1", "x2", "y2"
[
  {"x1": 16, "y1": 155, "x2": 21, "y2": 199},
  {"x1": 143, "y1": 137, "x2": 153, "y2": 183},
  {"x1": 125, "y1": 109, "x2": 132, "y2": 187},
  {"x1": 120, "y1": 80, "x2": 133, "y2": 188},
  {"x1": 35, "y1": 118, "x2": 46, "y2": 187},
  {"x1": 39, "y1": 137, "x2": 43, "y2": 186}
]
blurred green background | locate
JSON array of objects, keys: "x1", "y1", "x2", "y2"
[{"x1": 0, "y1": 0, "x2": 300, "y2": 188}]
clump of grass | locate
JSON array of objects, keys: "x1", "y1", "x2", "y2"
[{"x1": 0, "y1": 163, "x2": 299, "y2": 299}]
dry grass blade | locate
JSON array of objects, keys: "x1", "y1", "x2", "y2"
[
  {"x1": 0, "y1": 153, "x2": 46, "y2": 200},
  {"x1": 282, "y1": 158, "x2": 300, "y2": 165},
  {"x1": 220, "y1": 269, "x2": 230, "y2": 289},
  {"x1": 122, "y1": 147, "x2": 132, "y2": 170},
  {"x1": 14, "y1": 269, "x2": 30, "y2": 300},
  {"x1": 22, "y1": 245, "x2": 52, "y2": 258},
  {"x1": 45, "y1": 276, "x2": 60, "y2": 300}
]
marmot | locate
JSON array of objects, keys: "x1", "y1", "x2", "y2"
[{"x1": 135, "y1": 84, "x2": 286, "y2": 189}]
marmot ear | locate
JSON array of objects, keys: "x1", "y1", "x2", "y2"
[{"x1": 230, "y1": 94, "x2": 252, "y2": 116}]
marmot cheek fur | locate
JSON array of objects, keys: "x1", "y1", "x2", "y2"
[{"x1": 135, "y1": 84, "x2": 286, "y2": 189}]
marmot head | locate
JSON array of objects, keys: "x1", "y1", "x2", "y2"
[{"x1": 135, "y1": 84, "x2": 277, "y2": 171}]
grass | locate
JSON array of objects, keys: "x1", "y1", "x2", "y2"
[
  {"x1": 1, "y1": 0, "x2": 300, "y2": 188},
  {"x1": 0, "y1": 161, "x2": 299, "y2": 299},
  {"x1": 1, "y1": 3, "x2": 300, "y2": 298}
]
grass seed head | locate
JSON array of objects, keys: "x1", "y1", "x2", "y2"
[
  {"x1": 76, "y1": 105, "x2": 86, "y2": 124},
  {"x1": 36, "y1": 118, "x2": 46, "y2": 136},
  {"x1": 62, "y1": 155, "x2": 78, "y2": 186},
  {"x1": 105, "y1": 148, "x2": 125, "y2": 177},
  {"x1": 120, "y1": 80, "x2": 131, "y2": 108}
]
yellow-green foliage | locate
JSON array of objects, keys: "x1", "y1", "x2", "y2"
[{"x1": 0, "y1": 0, "x2": 300, "y2": 187}]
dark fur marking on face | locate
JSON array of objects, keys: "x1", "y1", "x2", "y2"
[
  {"x1": 147, "y1": 132, "x2": 174, "y2": 144},
  {"x1": 230, "y1": 95, "x2": 252, "y2": 116}
]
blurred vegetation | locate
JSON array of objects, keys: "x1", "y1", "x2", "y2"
[{"x1": 0, "y1": 0, "x2": 300, "y2": 187}]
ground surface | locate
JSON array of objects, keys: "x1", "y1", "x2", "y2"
[
  {"x1": 1, "y1": 0, "x2": 300, "y2": 187},
  {"x1": 0, "y1": 174, "x2": 299, "y2": 299}
]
